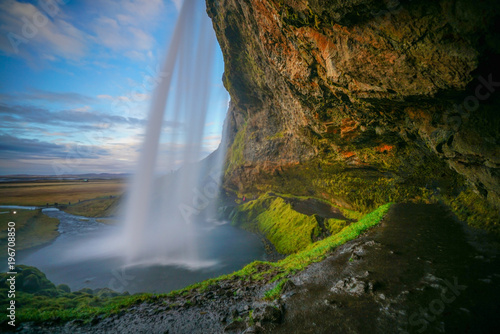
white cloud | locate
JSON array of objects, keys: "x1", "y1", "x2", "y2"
[
  {"x1": 0, "y1": 0, "x2": 88, "y2": 62},
  {"x1": 0, "y1": 0, "x2": 169, "y2": 64},
  {"x1": 88, "y1": 0, "x2": 165, "y2": 59},
  {"x1": 73, "y1": 106, "x2": 92, "y2": 112},
  {"x1": 97, "y1": 94, "x2": 135, "y2": 102}
]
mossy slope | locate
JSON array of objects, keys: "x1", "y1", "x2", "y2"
[{"x1": 231, "y1": 193, "x2": 351, "y2": 254}]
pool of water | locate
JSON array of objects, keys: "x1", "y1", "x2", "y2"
[{"x1": 14, "y1": 210, "x2": 265, "y2": 294}]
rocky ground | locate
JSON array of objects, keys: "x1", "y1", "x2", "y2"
[{"x1": 17, "y1": 203, "x2": 500, "y2": 333}]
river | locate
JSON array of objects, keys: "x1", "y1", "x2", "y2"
[{"x1": 14, "y1": 209, "x2": 265, "y2": 294}]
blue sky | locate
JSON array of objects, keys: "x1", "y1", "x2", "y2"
[{"x1": 0, "y1": 0, "x2": 228, "y2": 175}]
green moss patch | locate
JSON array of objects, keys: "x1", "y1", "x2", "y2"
[
  {"x1": 231, "y1": 194, "x2": 322, "y2": 254},
  {"x1": 443, "y1": 189, "x2": 500, "y2": 236},
  {"x1": 225, "y1": 123, "x2": 248, "y2": 176}
]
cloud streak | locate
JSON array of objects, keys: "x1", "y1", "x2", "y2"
[
  {"x1": 0, "y1": 88, "x2": 97, "y2": 104},
  {"x1": 0, "y1": 133, "x2": 109, "y2": 160},
  {"x1": 0, "y1": 103, "x2": 148, "y2": 128}
]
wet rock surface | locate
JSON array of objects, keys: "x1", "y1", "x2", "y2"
[
  {"x1": 275, "y1": 203, "x2": 500, "y2": 333},
  {"x1": 207, "y1": 0, "x2": 500, "y2": 209},
  {"x1": 17, "y1": 203, "x2": 500, "y2": 333}
]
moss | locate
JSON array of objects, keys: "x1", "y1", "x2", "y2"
[
  {"x1": 278, "y1": 203, "x2": 392, "y2": 272},
  {"x1": 225, "y1": 123, "x2": 248, "y2": 176},
  {"x1": 266, "y1": 131, "x2": 284, "y2": 140},
  {"x1": 232, "y1": 194, "x2": 322, "y2": 254},
  {"x1": 226, "y1": 137, "x2": 468, "y2": 213},
  {"x1": 443, "y1": 189, "x2": 500, "y2": 235}
]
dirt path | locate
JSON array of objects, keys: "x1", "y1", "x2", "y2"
[
  {"x1": 275, "y1": 203, "x2": 500, "y2": 333},
  {"x1": 17, "y1": 204, "x2": 500, "y2": 333}
]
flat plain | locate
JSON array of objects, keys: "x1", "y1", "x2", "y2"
[{"x1": 0, "y1": 179, "x2": 125, "y2": 206}]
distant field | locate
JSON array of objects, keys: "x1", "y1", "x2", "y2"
[
  {"x1": 64, "y1": 197, "x2": 121, "y2": 217},
  {"x1": 0, "y1": 180, "x2": 126, "y2": 206},
  {"x1": 0, "y1": 209, "x2": 59, "y2": 251}
]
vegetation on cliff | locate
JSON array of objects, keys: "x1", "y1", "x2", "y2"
[
  {"x1": 224, "y1": 136, "x2": 499, "y2": 235},
  {"x1": 230, "y1": 193, "x2": 351, "y2": 254},
  {"x1": 0, "y1": 266, "x2": 138, "y2": 327}
]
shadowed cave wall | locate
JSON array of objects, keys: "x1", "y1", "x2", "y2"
[{"x1": 206, "y1": 0, "x2": 500, "y2": 231}]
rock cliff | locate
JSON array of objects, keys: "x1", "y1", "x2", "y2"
[{"x1": 207, "y1": 0, "x2": 500, "y2": 230}]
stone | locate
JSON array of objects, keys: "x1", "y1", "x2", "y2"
[
  {"x1": 331, "y1": 277, "x2": 373, "y2": 296},
  {"x1": 252, "y1": 305, "x2": 282, "y2": 324}
]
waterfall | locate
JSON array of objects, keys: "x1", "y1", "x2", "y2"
[{"x1": 120, "y1": 0, "x2": 228, "y2": 268}]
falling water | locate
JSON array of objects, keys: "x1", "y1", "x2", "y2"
[
  {"x1": 121, "y1": 0, "x2": 227, "y2": 268},
  {"x1": 11, "y1": 0, "x2": 267, "y2": 293}
]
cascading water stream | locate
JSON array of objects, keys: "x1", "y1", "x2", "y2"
[
  {"x1": 120, "y1": 0, "x2": 228, "y2": 268},
  {"x1": 12, "y1": 0, "x2": 267, "y2": 294}
]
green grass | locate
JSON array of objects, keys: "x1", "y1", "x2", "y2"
[
  {"x1": 277, "y1": 203, "x2": 391, "y2": 271},
  {"x1": 264, "y1": 279, "x2": 289, "y2": 300},
  {"x1": 0, "y1": 266, "x2": 146, "y2": 326},
  {"x1": 325, "y1": 218, "x2": 350, "y2": 235},
  {"x1": 64, "y1": 196, "x2": 120, "y2": 218},
  {"x1": 0, "y1": 210, "x2": 59, "y2": 251},
  {"x1": 1, "y1": 203, "x2": 392, "y2": 325},
  {"x1": 273, "y1": 192, "x2": 364, "y2": 220}
]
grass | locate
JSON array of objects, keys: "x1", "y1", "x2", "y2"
[
  {"x1": 0, "y1": 180, "x2": 125, "y2": 207},
  {"x1": 1, "y1": 202, "x2": 392, "y2": 325},
  {"x1": 277, "y1": 203, "x2": 391, "y2": 272},
  {"x1": 325, "y1": 218, "x2": 350, "y2": 235},
  {"x1": 264, "y1": 279, "x2": 289, "y2": 300},
  {"x1": 64, "y1": 197, "x2": 121, "y2": 218},
  {"x1": 0, "y1": 266, "x2": 143, "y2": 326},
  {"x1": 231, "y1": 193, "x2": 368, "y2": 254},
  {"x1": 0, "y1": 209, "x2": 59, "y2": 251}
]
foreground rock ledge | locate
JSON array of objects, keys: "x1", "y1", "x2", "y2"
[{"x1": 19, "y1": 204, "x2": 500, "y2": 333}]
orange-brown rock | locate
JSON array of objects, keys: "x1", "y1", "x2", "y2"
[{"x1": 207, "y1": 0, "x2": 500, "y2": 208}]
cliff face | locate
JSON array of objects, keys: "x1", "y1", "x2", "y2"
[{"x1": 207, "y1": 0, "x2": 500, "y2": 217}]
